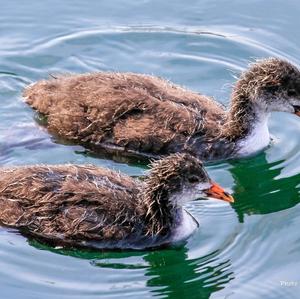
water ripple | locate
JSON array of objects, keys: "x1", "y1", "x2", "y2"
[{"x1": 0, "y1": 15, "x2": 300, "y2": 299}]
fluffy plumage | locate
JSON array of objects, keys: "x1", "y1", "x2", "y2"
[
  {"x1": 0, "y1": 154, "x2": 215, "y2": 249},
  {"x1": 24, "y1": 58, "x2": 300, "y2": 161}
]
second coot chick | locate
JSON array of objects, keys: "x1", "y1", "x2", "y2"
[{"x1": 0, "y1": 154, "x2": 233, "y2": 250}]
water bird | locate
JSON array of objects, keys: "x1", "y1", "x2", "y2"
[
  {"x1": 0, "y1": 154, "x2": 233, "y2": 250},
  {"x1": 24, "y1": 57, "x2": 300, "y2": 161}
]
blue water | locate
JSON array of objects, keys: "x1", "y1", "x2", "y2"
[{"x1": 0, "y1": 1, "x2": 300, "y2": 298}]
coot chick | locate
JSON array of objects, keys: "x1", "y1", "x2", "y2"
[
  {"x1": 0, "y1": 154, "x2": 233, "y2": 250},
  {"x1": 24, "y1": 58, "x2": 300, "y2": 161}
]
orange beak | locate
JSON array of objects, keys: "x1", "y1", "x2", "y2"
[
  {"x1": 295, "y1": 111, "x2": 300, "y2": 117},
  {"x1": 204, "y1": 181, "x2": 234, "y2": 203}
]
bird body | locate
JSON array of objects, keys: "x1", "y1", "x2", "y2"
[
  {"x1": 25, "y1": 72, "x2": 226, "y2": 160},
  {"x1": 0, "y1": 154, "x2": 233, "y2": 250},
  {"x1": 24, "y1": 58, "x2": 300, "y2": 161}
]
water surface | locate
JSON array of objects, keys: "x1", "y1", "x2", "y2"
[{"x1": 0, "y1": 1, "x2": 300, "y2": 298}]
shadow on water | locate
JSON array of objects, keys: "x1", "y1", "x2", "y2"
[
  {"x1": 229, "y1": 152, "x2": 300, "y2": 222},
  {"x1": 29, "y1": 239, "x2": 234, "y2": 299}
]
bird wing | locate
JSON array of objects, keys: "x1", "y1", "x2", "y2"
[
  {"x1": 0, "y1": 165, "x2": 142, "y2": 243},
  {"x1": 24, "y1": 72, "x2": 226, "y2": 155}
]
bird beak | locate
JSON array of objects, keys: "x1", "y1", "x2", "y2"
[
  {"x1": 293, "y1": 105, "x2": 300, "y2": 116},
  {"x1": 204, "y1": 181, "x2": 234, "y2": 203}
]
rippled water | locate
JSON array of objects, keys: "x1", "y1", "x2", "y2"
[{"x1": 0, "y1": 1, "x2": 300, "y2": 298}]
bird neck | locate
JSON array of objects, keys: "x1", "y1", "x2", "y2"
[
  {"x1": 221, "y1": 79, "x2": 270, "y2": 150},
  {"x1": 140, "y1": 177, "x2": 179, "y2": 236}
]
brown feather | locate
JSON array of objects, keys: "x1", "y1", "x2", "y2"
[
  {"x1": 0, "y1": 154, "x2": 208, "y2": 249},
  {"x1": 24, "y1": 72, "x2": 225, "y2": 158},
  {"x1": 24, "y1": 58, "x2": 300, "y2": 160}
]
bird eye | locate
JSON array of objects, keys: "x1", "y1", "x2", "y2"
[
  {"x1": 188, "y1": 176, "x2": 200, "y2": 183},
  {"x1": 288, "y1": 89, "x2": 297, "y2": 97}
]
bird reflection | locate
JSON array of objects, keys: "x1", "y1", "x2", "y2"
[
  {"x1": 143, "y1": 247, "x2": 233, "y2": 299},
  {"x1": 228, "y1": 152, "x2": 300, "y2": 222},
  {"x1": 28, "y1": 239, "x2": 234, "y2": 299}
]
